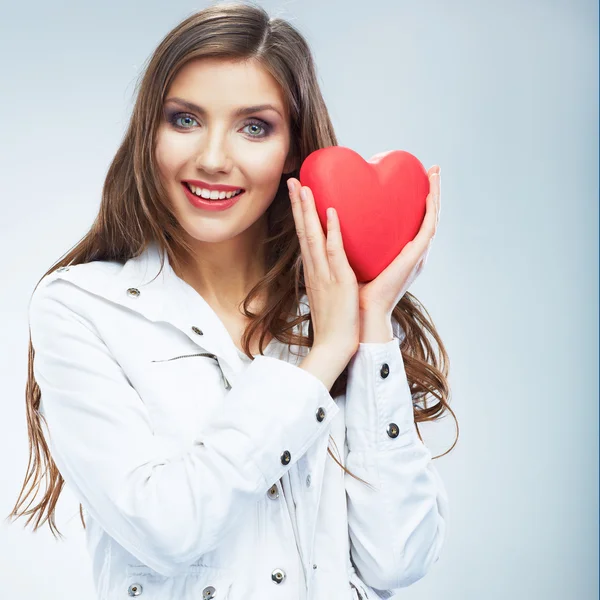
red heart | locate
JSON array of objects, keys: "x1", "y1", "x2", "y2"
[{"x1": 299, "y1": 147, "x2": 430, "y2": 282}]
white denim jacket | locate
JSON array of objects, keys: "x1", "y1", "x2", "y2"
[{"x1": 28, "y1": 241, "x2": 449, "y2": 600}]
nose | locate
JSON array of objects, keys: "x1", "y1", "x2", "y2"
[{"x1": 194, "y1": 126, "x2": 232, "y2": 174}]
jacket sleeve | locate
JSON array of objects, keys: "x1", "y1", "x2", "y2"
[
  {"x1": 344, "y1": 336, "x2": 449, "y2": 595},
  {"x1": 29, "y1": 277, "x2": 339, "y2": 577}
]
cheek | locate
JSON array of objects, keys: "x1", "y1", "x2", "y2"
[
  {"x1": 155, "y1": 131, "x2": 188, "y2": 177},
  {"x1": 154, "y1": 137, "x2": 171, "y2": 178},
  {"x1": 243, "y1": 143, "x2": 289, "y2": 187}
]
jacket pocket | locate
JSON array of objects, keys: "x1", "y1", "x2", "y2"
[
  {"x1": 125, "y1": 564, "x2": 234, "y2": 599},
  {"x1": 151, "y1": 351, "x2": 231, "y2": 390},
  {"x1": 139, "y1": 353, "x2": 229, "y2": 439}
]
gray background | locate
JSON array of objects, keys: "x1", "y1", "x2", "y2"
[{"x1": 1, "y1": 0, "x2": 597, "y2": 598}]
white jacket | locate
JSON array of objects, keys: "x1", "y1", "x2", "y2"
[{"x1": 28, "y1": 241, "x2": 449, "y2": 600}]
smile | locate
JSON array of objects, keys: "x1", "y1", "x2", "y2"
[{"x1": 183, "y1": 182, "x2": 244, "y2": 200}]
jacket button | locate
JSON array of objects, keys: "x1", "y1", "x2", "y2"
[
  {"x1": 202, "y1": 586, "x2": 216, "y2": 599},
  {"x1": 127, "y1": 287, "x2": 141, "y2": 298},
  {"x1": 280, "y1": 450, "x2": 291, "y2": 465},
  {"x1": 191, "y1": 326, "x2": 204, "y2": 336},
  {"x1": 267, "y1": 483, "x2": 279, "y2": 499},
  {"x1": 386, "y1": 422, "x2": 399, "y2": 438},
  {"x1": 380, "y1": 363, "x2": 390, "y2": 378},
  {"x1": 316, "y1": 407, "x2": 326, "y2": 422},
  {"x1": 127, "y1": 583, "x2": 143, "y2": 596},
  {"x1": 271, "y1": 568, "x2": 286, "y2": 584}
]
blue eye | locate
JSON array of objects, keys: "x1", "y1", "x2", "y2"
[
  {"x1": 242, "y1": 119, "x2": 272, "y2": 138},
  {"x1": 169, "y1": 113, "x2": 198, "y2": 129},
  {"x1": 167, "y1": 111, "x2": 272, "y2": 139}
]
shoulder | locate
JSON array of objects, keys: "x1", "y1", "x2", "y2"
[
  {"x1": 29, "y1": 259, "x2": 124, "y2": 324},
  {"x1": 31, "y1": 259, "x2": 122, "y2": 298}
]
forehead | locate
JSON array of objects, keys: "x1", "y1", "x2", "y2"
[{"x1": 166, "y1": 57, "x2": 288, "y2": 117}]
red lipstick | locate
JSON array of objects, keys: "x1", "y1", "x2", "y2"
[
  {"x1": 182, "y1": 182, "x2": 244, "y2": 211},
  {"x1": 183, "y1": 179, "x2": 244, "y2": 192}
]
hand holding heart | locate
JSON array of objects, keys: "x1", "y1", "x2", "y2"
[
  {"x1": 288, "y1": 147, "x2": 441, "y2": 325},
  {"x1": 356, "y1": 164, "x2": 440, "y2": 317},
  {"x1": 287, "y1": 177, "x2": 361, "y2": 359}
]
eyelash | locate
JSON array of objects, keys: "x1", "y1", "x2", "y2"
[{"x1": 167, "y1": 111, "x2": 272, "y2": 139}]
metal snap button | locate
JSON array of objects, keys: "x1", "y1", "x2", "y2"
[
  {"x1": 380, "y1": 363, "x2": 390, "y2": 378},
  {"x1": 202, "y1": 586, "x2": 216, "y2": 599},
  {"x1": 127, "y1": 583, "x2": 143, "y2": 596},
  {"x1": 316, "y1": 407, "x2": 326, "y2": 422},
  {"x1": 127, "y1": 287, "x2": 141, "y2": 298},
  {"x1": 306, "y1": 474, "x2": 312, "y2": 487},
  {"x1": 267, "y1": 483, "x2": 279, "y2": 499},
  {"x1": 386, "y1": 422, "x2": 399, "y2": 438},
  {"x1": 271, "y1": 568, "x2": 286, "y2": 584},
  {"x1": 280, "y1": 450, "x2": 291, "y2": 465},
  {"x1": 191, "y1": 326, "x2": 204, "y2": 335}
]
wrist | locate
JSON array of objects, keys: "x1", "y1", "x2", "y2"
[
  {"x1": 299, "y1": 345, "x2": 352, "y2": 392},
  {"x1": 311, "y1": 342, "x2": 356, "y2": 367},
  {"x1": 359, "y1": 311, "x2": 394, "y2": 343}
]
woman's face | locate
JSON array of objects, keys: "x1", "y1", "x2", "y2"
[{"x1": 155, "y1": 57, "x2": 293, "y2": 247}]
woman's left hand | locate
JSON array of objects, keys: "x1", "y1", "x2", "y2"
[{"x1": 358, "y1": 165, "x2": 441, "y2": 318}]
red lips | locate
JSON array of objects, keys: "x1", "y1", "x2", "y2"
[{"x1": 183, "y1": 179, "x2": 244, "y2": 192}]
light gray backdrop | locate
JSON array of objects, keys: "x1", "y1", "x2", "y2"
[{"x1": 1, "y1": 0, "x2": 597, "y2": 598}]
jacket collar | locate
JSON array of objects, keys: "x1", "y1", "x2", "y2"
[{"x1": 52, "y1": 240, "x2": 308, "y2": 373}]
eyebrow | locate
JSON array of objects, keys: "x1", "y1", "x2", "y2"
[{"x1": 164, "y1": 97, "x2": 283, "y2": 119}]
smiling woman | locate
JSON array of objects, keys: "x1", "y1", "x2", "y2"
[{"x1": 9, "y1": 2, "x2": 453, "y2": 599}]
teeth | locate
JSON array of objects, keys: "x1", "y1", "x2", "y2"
[{"x1": 187, "y1": 183, "x2": 243, "y2": 199}]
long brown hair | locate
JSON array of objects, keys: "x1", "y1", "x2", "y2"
[{"x1": 7, "y1": 1, "x2": 458, "y2": 540}]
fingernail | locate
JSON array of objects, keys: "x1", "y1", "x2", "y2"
[
  {"x1": 287, "y1": 179, "x2": 295, "y2": 194},
  {"x1": 300, "y1": 188, "x2": 307, "y2": 202}
]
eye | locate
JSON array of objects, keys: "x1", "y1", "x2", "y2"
[
  {"x1": 241, "y1": 119, "x2": 272, "y2": 139},
  {"x1": 168, "y1": 112, "x2": 198, "y2": 129},
  {"x1": 166, "y1": 111, "x2": 272, "y2": 138}
]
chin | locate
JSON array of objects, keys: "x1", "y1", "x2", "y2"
[{"x1": 181, "y1": 218, "x2": 255, "y2": 243}]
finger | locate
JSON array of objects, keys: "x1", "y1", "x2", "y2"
[
  {"x1": 427, "y1": 166, "x2": 442, "y2": 222},
  {"x1": 437, "y1": 172, "x2": 442, "y2": 221},
  {"x1": 431, "y1": 169, "x2": 441, "y2": 225},
  {"x1": 406, "y1": 198, "x2": 435, "y2": 265},
  {"x1": 288, "y1": 178, "x2": 315, "y2": 278},
  {"x1": 299, "y1": 185, "x2": 330, "y2": 279},
  {"x1": 325, "y1": 207, "x2": 355, "y2": 282},
  {"x1": 411, "y1": 174, "x2": 439, "y2": 255}
]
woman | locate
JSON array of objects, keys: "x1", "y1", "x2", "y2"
[{"x1": 8, "y1": 3, "x2": 455, "y2": 598}]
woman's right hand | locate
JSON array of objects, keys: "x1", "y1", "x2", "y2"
[{"x1": 287, "y1": 177, "x2": 360, "y2": 364}]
